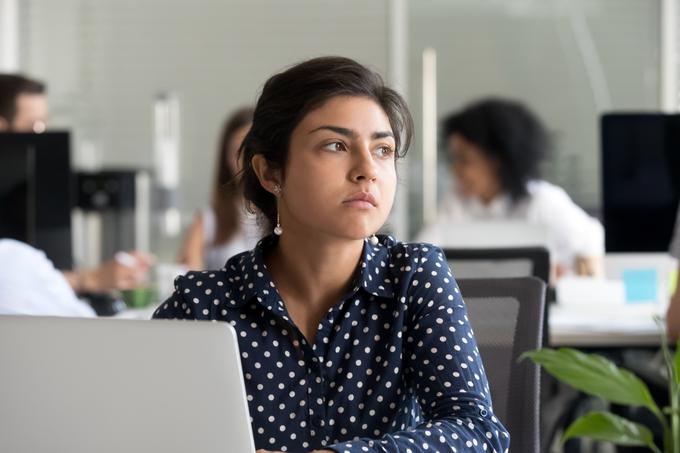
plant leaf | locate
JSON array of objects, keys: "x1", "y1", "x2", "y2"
[
  {"x1": 521, "y1": 348, "x2": 660, "y2": 416},
  {"x1": 562, "y1": 411, "x2": 659, "y2": 451}
]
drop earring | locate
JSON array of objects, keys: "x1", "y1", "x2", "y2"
[
  {"x1": 273, "y1": 184, "x2": 283, "y2": 236},
  {"x1": 274, "y1": 210, "x2": 283, "y2": 236}
]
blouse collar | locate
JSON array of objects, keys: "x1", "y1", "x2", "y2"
[{"x1": 229, "y1": 234, "x2": 397, "y2": 313}]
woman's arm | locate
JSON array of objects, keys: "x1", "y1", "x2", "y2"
[
  {"x1": 666, "y1": 266, "x2": 680, "y2": 341},
  {"x1": 177, "y1": 211, "x2": 205, "y2": 271},
  {"x1": 327, "y1": 245, "x2": 510, "y2": 453},
  {"x1": 533, "y1": 184, "x2": 605, "y2": 277}
]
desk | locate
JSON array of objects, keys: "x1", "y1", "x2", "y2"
[
  {"x1": 549, "y1": 305, "x2": 662, "y2": 347},
  {"x1": 114, "y1": 305, "x2": 158, "y2": 320},
  {"x1": 550, "y1": 327, "x2": 660, "y2": 348},
  {"x1": 550, "y1": 254, "x2": 675, "y2": 348}
]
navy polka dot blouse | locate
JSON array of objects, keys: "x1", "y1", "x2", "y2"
[{"x1": 153, "y1": 235, "x2": 510, "y2": 452}]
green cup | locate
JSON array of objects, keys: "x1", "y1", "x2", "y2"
[{"x1": 121, "y1": 287, "x2": 158, "y2": 309}]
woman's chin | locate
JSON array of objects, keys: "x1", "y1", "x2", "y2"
[{"x1": 328, "y1": 227, "x2": 379, "y2": 242}]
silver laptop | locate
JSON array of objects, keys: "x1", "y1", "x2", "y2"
[{"x1": 0, "y1": 316, "x2": 255, "y2": 453}]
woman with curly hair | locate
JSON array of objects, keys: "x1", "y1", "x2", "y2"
[{"x1": 417, "y1": 98, "x2": 604, "y2": 278}]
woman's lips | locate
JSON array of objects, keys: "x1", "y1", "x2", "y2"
[
  {"x1": 343, "y1": 192, "x2": 377, "y2": 209},
  {"x1": 343, "y1": 200, "x2": 376, "y2": 209}
]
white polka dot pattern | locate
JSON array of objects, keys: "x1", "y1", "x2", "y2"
[{"x1": 153, "y1": 235, "x2": 510, "y2": 452}]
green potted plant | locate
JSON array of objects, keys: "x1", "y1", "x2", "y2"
[{"x1": 522, "y1": 319, "x2": 679, "y2": 453}]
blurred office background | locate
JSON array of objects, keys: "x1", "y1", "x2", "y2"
[{"x1": 0, "y1": 0, "x2": 675, "y2": 261}]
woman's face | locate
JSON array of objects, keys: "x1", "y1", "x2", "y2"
[
  {"x1": 280, "y1": 96, "x2": 397, "y2": 241},
  {"x1": 448, "y1": 133, "x2": 501, "y2": 202},
  {"x1": 226, "y1": 124, "x2": 251, "y2": 175}
]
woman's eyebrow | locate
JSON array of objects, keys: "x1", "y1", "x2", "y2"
[
  {"x1": 308, "y1": 125, "x2": 356, "y2": 138},
  {"x1": 372, "y1": 131, "x2": 395, "y2": 140},
  {"x1": 308, "y1": 125, "x2": 394, "y2": 140}
]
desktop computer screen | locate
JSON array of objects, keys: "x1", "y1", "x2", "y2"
[
  {"x1": 0, "y1": 132, "x2": 73, "y2": 269},
  {"x1": 601, "y1": 113, "x2": 680, "y2": 252}
]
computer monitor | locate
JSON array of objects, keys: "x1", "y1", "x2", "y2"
[
  {"x1": 0, "y1": 132, "x2": 73, "y2": 269},
  {"x1": 601, "y1": 113, "x2": 680, "y2": 252}
]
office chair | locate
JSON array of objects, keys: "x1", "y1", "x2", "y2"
[
  {"x1": 457, "y1": 277, "x2": 546, "y2": 453},
  {"x1": 443, "y1": 246, "x2": 552, "y2": 345},
  {"x1": 442, "y1": 246, "x2": 550, "y2": 283}
]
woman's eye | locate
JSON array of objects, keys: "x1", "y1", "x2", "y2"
[
  {"x1": 322, "y1": 141, "x2": 346, "y2": 152},
  {"x1": 376, "y1": 146, "x2": 395, "y2": 158}
]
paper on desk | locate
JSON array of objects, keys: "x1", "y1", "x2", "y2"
[
  {"x1": 554, "y1": 276, "x2": 662, "y2": 333},
  {"x1": 556, "y1": 277, "x2": 625, "y2": 307}
]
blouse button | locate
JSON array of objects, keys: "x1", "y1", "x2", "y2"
[{"x1": 480, "y1": 408, "x2": 489, "y2": 417}]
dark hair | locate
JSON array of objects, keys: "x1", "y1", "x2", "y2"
[
  {"x1": 0, "y1": 74, "x2": 46, "y2": 124},
  {"x1": 212, "y1": 106, "x2": 254, "y2": 244},
  {"x1": 241, "y1": 56, "x2": 413, "y2": 230},
  {"x1": 442, "y1": 98, "x2": 550, "y2": 202}
]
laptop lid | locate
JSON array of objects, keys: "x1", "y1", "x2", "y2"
[{"x1": 0, "y1": 316, "x2": 255, "y2": 453}]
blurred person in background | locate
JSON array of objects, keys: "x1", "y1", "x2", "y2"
[
  {"x1": 0, "y1": 74, "x2": 47, "y2": 133},
  {"x1": 0, "y1": 73, "x2": 152, "y2": 304},
  {"x1": 0, "y1": 239, "x2": 95, "y2": 316},
  {"x1": 417, "y1": 97, "x2": 604, "y2": 278},
  {"x1": 178, "y1": 107, "x2": 261, "y2": 270}
]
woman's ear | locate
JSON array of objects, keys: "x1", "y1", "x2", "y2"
[{"x1": 250, "y1": 154, "x2": 282, "y2": 194}]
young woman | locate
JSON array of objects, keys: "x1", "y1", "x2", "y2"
[
  {"x1": 178, "y1": 107, "x2": 261, "y2": 270},
  {"x1": 154, "y1": 57, "x2": 509, "y2": 453},
  {"x1": 417, "y1": 98, "x2": 604, "y2": 279}
]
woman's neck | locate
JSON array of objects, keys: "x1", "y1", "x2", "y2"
[
  {"x1": 478, "y1": 183, "x2": 503, "y2": 206},
  {"x1": 266, "y1": 229, "x2": 364, "y2": 312}
]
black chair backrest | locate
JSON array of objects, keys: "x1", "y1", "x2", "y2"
[
  {"x1": 457, "y1": 277, "x2": 546, "y2": 453},
  {"x1": 444, "y1": 246, "x2": 552, "y2": 347},
  {"x1": 443, "y1": 247, "x2": 550, "y2": 283}
]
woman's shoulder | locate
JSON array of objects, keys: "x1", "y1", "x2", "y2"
[
  {"x1": 172, "y1": 249, "x2": 257, "y2": 303},
  {"x1": 525, "y1": 179, "x2": 580, "y2": 211},
  {"x1": 526, "y1": 179, "x2": 571, "y2": 200},
  {"x1": 375, "y1": 235, "x2": 446, "y2": 267}
]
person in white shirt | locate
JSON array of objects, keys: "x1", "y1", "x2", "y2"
[
  {"x1": 0, "y1": 239, "x2": 96, "y2": 316},
  {"x1": 416, "y1": 98, "x2": 604, "y2": 278},
  {"x1": 178, "y1": 107, "x2": 262, "y2": 270},
  {"x1": 665, "y1": 204, "x2": 680, "y2": 339}
]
